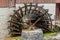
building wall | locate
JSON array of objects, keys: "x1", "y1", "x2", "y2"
[
  {"x1": 0, "y1": 0, "x2": 60, "y2": 7},
  {"x1": 56, "y1": 0, "x2": 60, "y2": 3},
  {"x1": 0, "y1": 0, "x2": 8, "y2": 7},
  {"x1": 0, "y1": 8, "x2": 15, "y2": 40},
  {"x1": 16, "y1": 0, "x2": 59, "y2": 3},
  {"x1": 0, "y1": 0, "x2": 15, "y2": 7}
]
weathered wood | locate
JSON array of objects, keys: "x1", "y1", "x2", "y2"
[{"x1": 9, "y1": 4, "x2": 52, "y2": 37}]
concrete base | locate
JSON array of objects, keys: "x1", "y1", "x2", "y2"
[{"x1": 22, "y1": 29, "x2": 43, "y2": 40}]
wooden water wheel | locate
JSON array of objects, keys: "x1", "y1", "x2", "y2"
[{"x1": 8, "y1": 3, "x2": 53, "y2": 37}]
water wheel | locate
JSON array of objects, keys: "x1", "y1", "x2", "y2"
[{"x1": 8, "y1": 3, "x2": 53, "y2": 37}]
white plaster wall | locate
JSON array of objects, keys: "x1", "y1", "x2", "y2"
[{"x1": 0, "y1": 8, "x2": 14, "y2": 40}]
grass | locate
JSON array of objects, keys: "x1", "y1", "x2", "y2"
[
  {"x1": 43, "y1": 32, "x2": 58, "y2": 38},
  {"x1": 13, "y1": 37, "x2": 22, "y2": 40}
]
